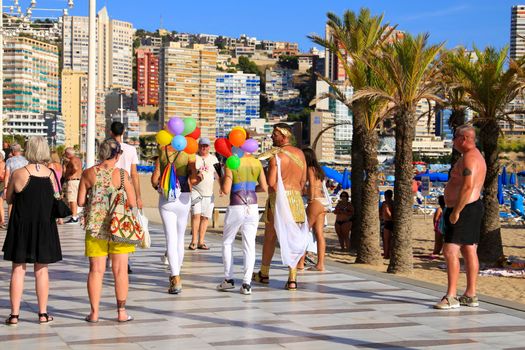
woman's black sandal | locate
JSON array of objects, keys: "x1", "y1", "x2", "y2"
[
  {"x1": 5, "y1": 314, "x2": 19, "y2": 326},
  {"x1": 38, "y1": 313, "x2": 54, "y2": 324},
  {"x1": 285, "y1": 280, "x2": 297, "y2": 291}
]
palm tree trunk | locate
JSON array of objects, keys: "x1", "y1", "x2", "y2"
[
  {"x1": 388, "y1": 112, "x2": 415, "y2": 273},
  {"x1": 478, "y1": 122, "x2": 503, "y2": 264},
  {"x1": 356, "y1": 127, "x2": 382, "y2": 265},
  {"x1": 350, "y1": 111, "x2": 365, "y2": 251}
]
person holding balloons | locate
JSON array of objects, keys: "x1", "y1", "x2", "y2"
[
  {"x1": 217, "y1": 132, "x2": 267, "y2": 295},
  {"x1": 151, "y1": 117, "x2": 199, "y2": 295}
]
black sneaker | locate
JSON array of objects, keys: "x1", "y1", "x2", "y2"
[{"x1": 65, "y1": 217, "x2": 79, "y2": 224}]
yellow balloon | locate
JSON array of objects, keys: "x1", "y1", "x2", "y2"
[
  {"x1": 231, "y1": 126, "x2": 247, "y2": 138},
  {"x1": 156, "y1": 130, "x2": 173, "y2": 146}
]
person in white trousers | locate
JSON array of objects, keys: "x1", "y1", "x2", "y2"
[
  {"x1": 151, "y1": 146, "x2": 198, "y2": 294},
  {"x1": 217, "y1": 153, "x2": 267, "y2": 295}
]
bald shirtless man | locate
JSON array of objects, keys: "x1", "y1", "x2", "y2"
[
  {"x1": 253, "y1": 123, "x2": 307, "y2": 290},
  {"x1": 434, "y1": 125, "x2": 486, "y2": 309}
]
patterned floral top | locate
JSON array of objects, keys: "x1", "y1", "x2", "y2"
[{"x1": 84, "y1": 167, "x2": 117, "y2": 240}]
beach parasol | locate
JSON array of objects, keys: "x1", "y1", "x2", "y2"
[
  {"x1": 510, "y1": 172, "x2": 516, "y2": 186},
  {"x1": 498, "y1": 174, "x2": 504, "y2": 205},
  {"x1": 341, "y1": 168, "x2": 351, "y2": 189},
  {"x1": 501, "y1": 166, "x2": 507, "y2": 186}
]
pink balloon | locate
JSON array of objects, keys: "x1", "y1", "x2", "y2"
[
  {"x1": 167, "y1": 117, "x2": 184, "y2": 135},
  {"x1": 240, "y1": 138, "x2": 258, "y2": 153}
]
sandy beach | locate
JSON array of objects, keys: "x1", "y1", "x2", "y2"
[
  {"x1": 139, "y1": 174, "x2": 525, "y2": 306},
  {"x1": 325, "y1": 217, "x2": 525, "y2": 305}
]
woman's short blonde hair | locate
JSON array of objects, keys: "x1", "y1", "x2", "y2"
[
  {"x1": 50, "y1": 151, "x2": 61, "y2": 164},
  {"x1": 25, "y1": 136, "x2": 50, "y2": 164}
]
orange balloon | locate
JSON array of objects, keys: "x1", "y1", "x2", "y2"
[
  {"x1": 229, "y1": 129, "x2": 246, "y2": 147},
  {"x1": 184, "y1": 136, "x2": 198, "y2": 154}
]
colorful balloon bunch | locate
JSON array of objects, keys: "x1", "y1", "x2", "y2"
[
  {"x1": 155, "y1": 117, "x2": 201, "y2": 154},
  {"x1": 214, "y1": 126, "x2": 259, "y2": 170}
]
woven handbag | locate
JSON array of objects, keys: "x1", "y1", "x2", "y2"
[{"x1": 109, "y1": 169, "x2": 144, "y2": 245}]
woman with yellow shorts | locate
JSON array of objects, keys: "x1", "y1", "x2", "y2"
[{"x1": 77, "y1": 139, "x2": 137, "y2": 323}]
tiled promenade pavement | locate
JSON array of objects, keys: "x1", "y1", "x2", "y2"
[{"x1": 1, "y1": 223, "x2": 525, "y2": 350}]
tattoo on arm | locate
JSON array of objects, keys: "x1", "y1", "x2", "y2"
[{"x1": 462, "y1": 168, "x2": 472, "y2": 176}]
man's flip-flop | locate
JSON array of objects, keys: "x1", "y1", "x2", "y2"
[
  {"x1": 188, "y1": 243, "x2": 197, "y2": 250},
  {"x1": 197, "y1": 243, "x2": 210, "y2": 250},
  {"x1": 85, "y1": 315, "x2": 99, "y2": 323},
  {"x1": 117, "y1": 315, "x2": 134, "y2": 323}
]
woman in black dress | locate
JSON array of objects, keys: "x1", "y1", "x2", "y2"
[{"x1": 2, "y1": 136, "x2": 62, "y2": 326}]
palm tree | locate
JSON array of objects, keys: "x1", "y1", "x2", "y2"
[
  {"x1": 309, "y1": 8, "x2": 393, "y2": 264},
  {"x1": 354, "y1": 33, "x2": 444, "y2": 273},
  {"x1": 439, "y1": 49, "x2": 469, "y2": 166},
  {"x1": 444, "y1": 47, "x2": 525, "y2": 264}
]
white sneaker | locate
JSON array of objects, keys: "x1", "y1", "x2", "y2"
[
  {"x1": 160, "y1": 254, "x2": 169, "y2": 265},
  {"x1": 240, "y1": 283, "x2": 252, "y2": 295},
  {"x1": 216, "y1": 279, "x2": 235, "y2": 291}
]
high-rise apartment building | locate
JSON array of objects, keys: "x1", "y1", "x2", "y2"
[
  {"x1": 136, "y1": 48, "x2": 159, "y2": 106},
  {"x1": 61, "y1": 69, "x2": 88, "y2": 148},
  {"x1": 216, "y1": 72, "x2": 260, "y2": 137},
  {"x1": 159, "y1": 43, "x2": 218, "y2": 141},
  {"x1": 511, "y1": 5, "x2": 525, "y2": 60},
  {"x1": 62, "y1": 7, "x2": 133, "y2": 90},
  {"x1": 310, "y1": 110, "x2": 335, "y2": 162},
  {"x1": 265, "y1": 68, "x2": 297, "y2": 101},
  {"x1": 3, "y1": 37, "x2": 59, "y2": 114}
]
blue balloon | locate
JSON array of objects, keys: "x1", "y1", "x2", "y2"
[
  {"x1": 171, "y1": 135, "x2": 187, "y2": 151},
  {"x1": 232, "y1": 146, "x2": 245, "y2": 157}
]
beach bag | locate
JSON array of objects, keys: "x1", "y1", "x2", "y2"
[
  {"x1": 136, "y1": 210, "x2": 150, "y2": 249},
  {"x1": 159, "y1": 148, "x2": 181, "y2": 202},
  {"x1": 109, "y1": 169, "x2": 144, "y2": 245}
]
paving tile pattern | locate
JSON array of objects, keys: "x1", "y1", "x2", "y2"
[{"x1": 0, "y1": 223, "x2": 524, "y2": 349}]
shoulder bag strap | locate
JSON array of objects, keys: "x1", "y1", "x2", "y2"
[
  {"x1": 50, "y1": 168, "x2": 62, "y2": 193},
  {"x1": 118, "y1": 168, "x2": 125, "y2": 190},
  {"x1": 165, "y1": 147, "x2": 181, "y2": 166}
]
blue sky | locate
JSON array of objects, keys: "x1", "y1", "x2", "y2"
[{"x1": 50, "y1": 0, "x2": 518, "y2": 51}]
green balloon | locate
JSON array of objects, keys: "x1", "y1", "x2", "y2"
[
  {"x1": 226, "y1": 155, "x2": 241, "y2": 170},
  {"x1": 183, "y1": 118, "x2": 197, "y2": 135}
]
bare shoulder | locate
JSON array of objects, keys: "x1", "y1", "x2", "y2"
[{"x1": 463, "y1": 148, "x2": 484, "y2": 165}]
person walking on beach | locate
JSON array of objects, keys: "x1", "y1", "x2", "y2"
[
  {"x1": 381, "y1": 190, "x2": 394, "y2": 259},
  {"x1": 253, "y1": 123, "x2": 308, "y2": 290},
  {"x1": 3, "y1": 143, "x2": 28, "y2": 218},
  {"x1": 151, "y1": 142, "x2": 198, "y2": 294},
  {"x1": 217, "y1": 148, "x2": 267, "y2": 295},
  {"x1": 299, "y1": 147, "x2": 330, "y2": 272},
  {"x1": 430, "y1": 195, "x2": 446, "y2": 259},
  {"x1": 77, "y1": 139, "x2": 136, "y2": 322},
  {"x1": 334, "y1": 191, "x2": 353, "y2": 252},
  {"x1": 0, "y1": 152, "x2": 6, "y2": 229},
  {"x1": 2, "y1": 137, "x2": 62, "y2": 325},
  {"x1": 110, "y1": 121, "x2": 142, "y2": 274},
  {"x1": 48, "y1": 151, "x2": 64, "y2": 225},
  {"x1": 189, "y1": 137, "x2": 219, "y2": 251},
  {"x1": 63, "y1": 148, "x2": 82, "y2": 224},
  {"x1": 434, "y1": 125, "x2": 486, "y2": 309}
]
